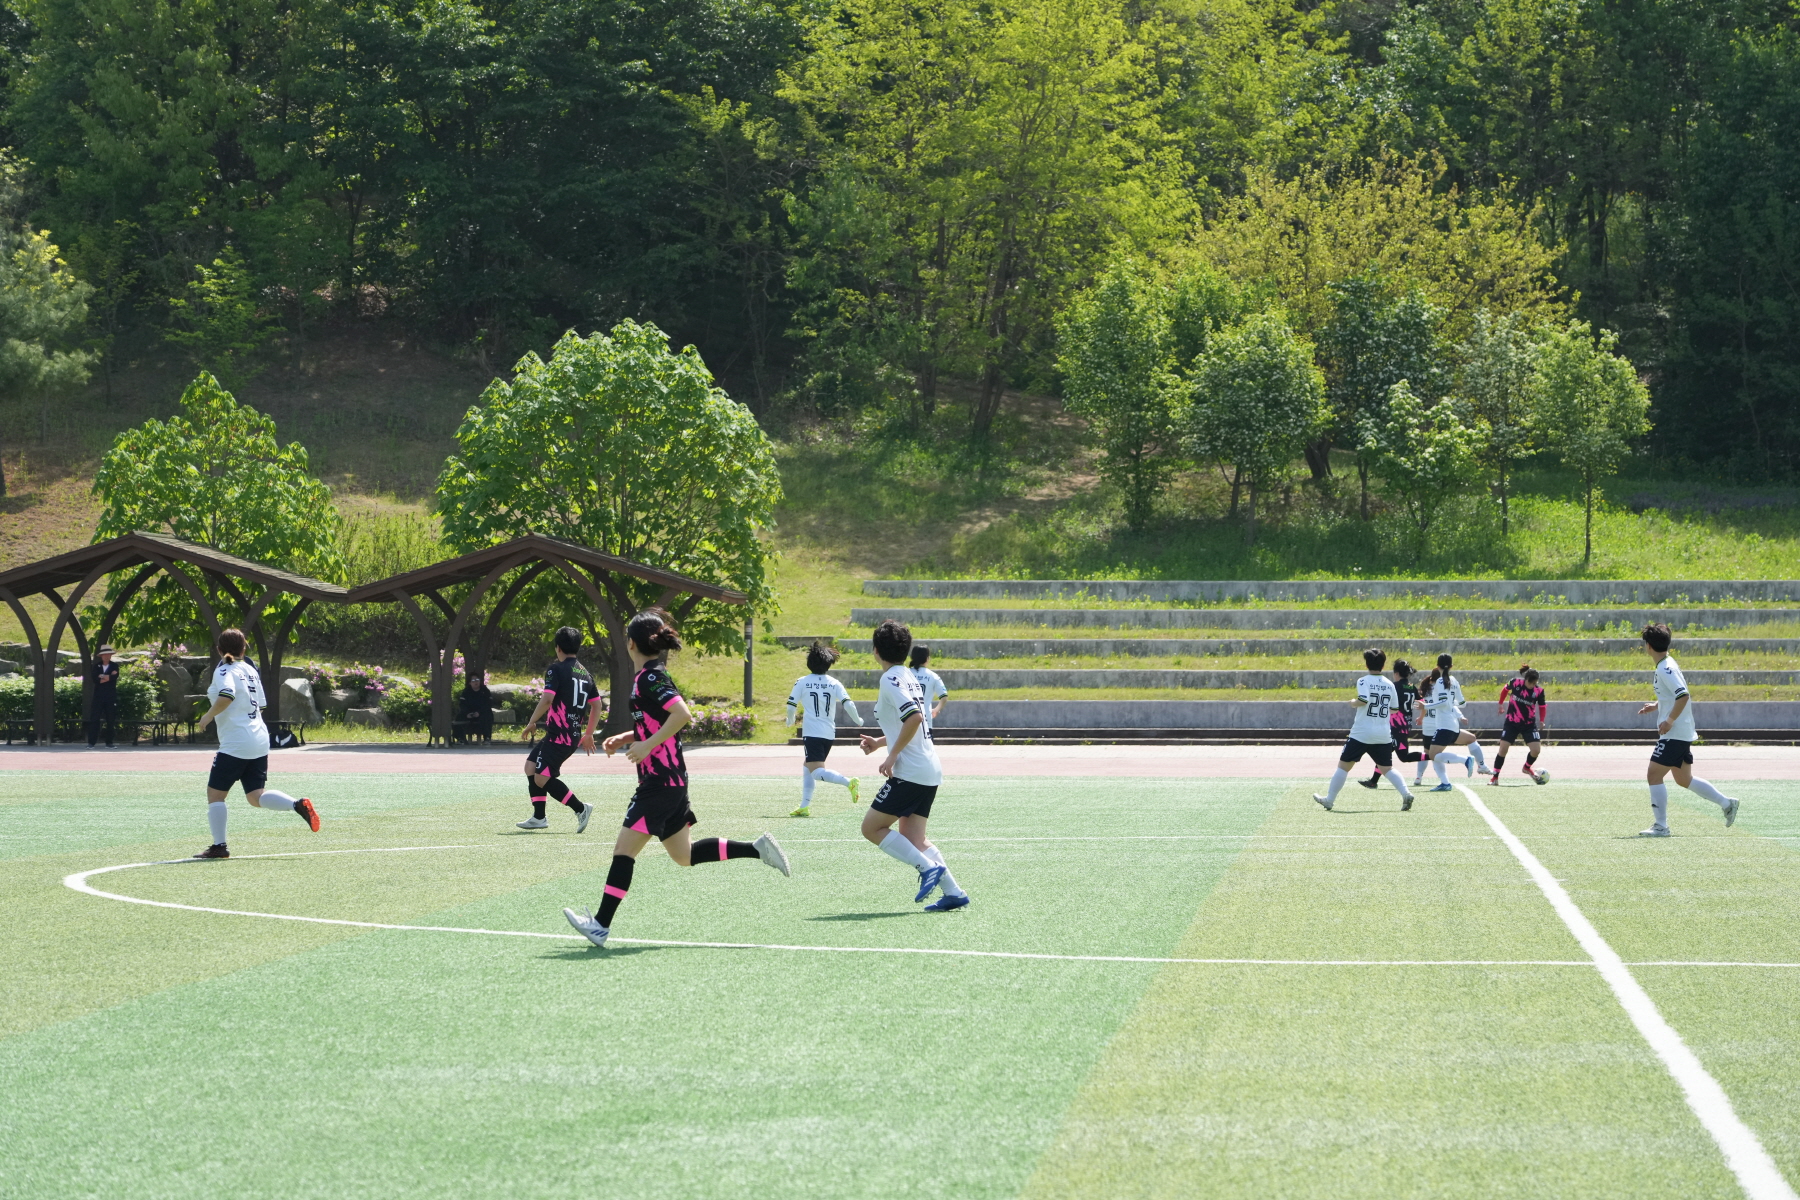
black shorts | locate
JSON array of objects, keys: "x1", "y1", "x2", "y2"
[
  {"x1": 871, "y1": 777, "x2": 937, "y2": 819},
  {"x1": 1431, "y1": 728, "x2": 1463, "y2": 746},
  {"x1": 803, "y1": 736, "x2": 834, "y2": 762},
  {"x1": 623, "y1": 784, "x2": 697, "y2": 840},
  {"x1": 1650, "y1": 738, "x2": 1695, "y2": 768},
  {"x1": 1501, "y1": 719, "x2": 1541, "y2": 744},
  {"x1": 1339, "y1": 738, "x2": 1394, "y2": 767},
  {"x1": 527, "y1": 739, "x2": 577, "y2": 779},
  {"x1": 208, "y1": 752, "x2": 268, "y2": 795}
]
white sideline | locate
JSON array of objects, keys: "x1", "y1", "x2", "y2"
[{"x1": 1457, "y1": 784, "x2": 1798, "y2": 1200}]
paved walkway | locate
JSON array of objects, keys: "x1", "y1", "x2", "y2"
[{"x1": 5, "y1": 741, "x2": 1796, "y2": 780}]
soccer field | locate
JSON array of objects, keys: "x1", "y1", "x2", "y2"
[{"x1": 3, "y1": 761, "x2": 1798, "y2": 1198}]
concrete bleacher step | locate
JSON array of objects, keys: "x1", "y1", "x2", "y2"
[
  {"x1": 833, "y1": 668, "x2": 1800, "y2": 691},
  {"x1": 851, "y1": 607, "x2": 1800, "y2": 631},
  {"x1": 891, "y1": 636, "x2": 1800, "y2": 658},
  {"x1": 864, "y1": 579, "x2": 1800, "y2": 603}
]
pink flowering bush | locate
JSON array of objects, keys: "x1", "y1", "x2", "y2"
[
  {"x1": 686, "y1": 706, "x2": 757, "y2": 741},
  {"x1": 336, "y1": 663, "x2": 389, "y2": 697},
  {"x1": 451, "y1": 652, "x2": 491, "y2": 686}
]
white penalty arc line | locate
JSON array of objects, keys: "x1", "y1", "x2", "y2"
[{"x1": 1457, "y1": 784, "x2": 1798, "y2": 1200}]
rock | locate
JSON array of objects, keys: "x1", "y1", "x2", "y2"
[
  {"x1": 279, "y1": 677, "x2": 322, "y2": 725},
  {"x1": 278, "y1": 664, "x2": 309, "y2": 682},
  {"x1": 0, "y1": 659, "x2": 18, "y2": 674},
  {"x1": 182, "y1": 693, "x2": 212, "y2": 720},
  {"x1": 385, "y1": 674, "x2": 417, "y2": 690},
  {"x1": 0, "y1": 672, "x2": 19, "y2": 681},
  {"x1": 318, "y1": 688, "x2": 359, "y2": 716},
  {"x1": 177, "y1": 655, "x2": 212, "y2": 674},
  {"x1": 491, "y1": 707, "x2": 519, "y2": 726},
  {"x1": 157, "y1": 663, "x2": 196, "y2": 715},
  {"x1": 488, "y1": 683, "x2": 525, "y2": 701},
  {"x1": 345, "y1": 706, "x2": 389, "y2": 729}
]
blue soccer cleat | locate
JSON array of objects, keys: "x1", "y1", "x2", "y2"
[
  {"x1": 915, "y1": 865, "x2": 945, "y2": 903},
  {"x1": 924, "y1": 894, "x2": 969, "y2": 913},
  {"x1": 1430, "y1": 783, "x2": 1454, "y2": 792}
]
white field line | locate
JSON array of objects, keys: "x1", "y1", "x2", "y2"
[{"x1": 1458, "y1": 784, "x2": 1798, "y2": 1200}]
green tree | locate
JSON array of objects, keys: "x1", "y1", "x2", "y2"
[
  {"x1": 1533, "y1": 320, "x2": 1651, "y2": 565},
  {"x1": 1458, "y1": 310, "x2": 1543, "y2": 535},
  {"x1": 1056, "y1": 260, "x2": 1185, "y2": 531},
  {"x1": 1366, "y1": 381, "x2": 1481, "y2": 558},
  {"x1": 92, "y1": 373, "x2": 346, "y2": 646},
  {"x1": 1182, "y1": 312, "x2": 1326, "y2": 545},
  {"x1": 435, "y1": 321, "x2": 782, "y2": 717},
  {"x1": 165, "y1": 249, "x2": 276, "y2": 390}
]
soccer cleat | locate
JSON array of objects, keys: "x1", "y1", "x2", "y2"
[
  {"x1": 1357, "y1": 777, "x2": 1379, "y2": 790},
  {"x1": 575, "y1": 803, "x2": 593, "y2": 834},
  {"x1": 294, "y1": 797, "x2": 321, "y2": 832},
  {"x1": 1639, "y1": 825, "x2": 1672, "y2": 838},
  {"x1": 193, "y1": 843, "x2": 229, "y2": 859},
  {"x1": 516, "y1": 816, "x2": 548, "y2": 830},
  {"x1": 789, "y1": 806, "x2": 813, "y2": 817},
  {"x1": 915, "y1": 864, "x2": 946, "y2": 903},
  {"x1": 1400, "y1": 795, "x2": 1413, "y2": 812},
  {"x1": 1723, "y1": 798, "x2": 1740, "y2": 827},
  {"x1": 1430, "y1": 783, "x2": 1454, "y2": 792},
  {"x1": 1465, "y1": 758, "x2": 1476, "y2": 777},
  {"x1": 562, "y1": 907, "x2": 610, "y2": 948},
  {"x1": 754, "y1": 832, "x2": 791, "y2": 876},
  {"x1": 924, "y1": 893, "x2": 970, "y2": 913},
  {"x1": 1489, "y1": 774, "x2": 1502, "y2": 785},
  {"x1": 847, "y1": 777, "x2": 861, "y2": 805},
  {"x1": 1312, "y1": 793, "x2": 1333, "y2": 811}
]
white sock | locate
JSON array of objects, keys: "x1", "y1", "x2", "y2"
[
  {"x1": 1436, "y1": 750, "x2": 1467, "y2": 766},
  {"x1": 878, "y1": 829, "x2": 931, "y2": 871},
  {"x1": 1685, "y1": 777, "x2": 1732, "y2": 809},
  {"x1": 1467, "y1": 742, "x2": 1487, "y2": 769},
  {"x1": 207, "y1": 801, "x2": 228, "y2": 843},
  {"x1": 1324, "y1": 767, "x2": 1349, "y2": 803},
  {"x1": 1383, "y1": 768, "x2": 1413, "y2": 800},
  {"x1": 922, "y1": 844, "x2": 966, "y2": 897},
  {"x1": 258, "y1": 789, "x2": 297, "y2": 812},
  {"x1": 801, "y1": 765, "x2": 814, "y2": 804},
  {"x1": 1649, "y1": 783, "x2": 1669, "y2": 827},
  {"x1": 1434, "y1": 757, "x2": 1450, "y2": 784},
  {"x1": 815, "y1": 769, "x2": 850, "y2": 788},
  {"x1": 1413, "y1": 759, "x2": 1428, "y2": 783}
]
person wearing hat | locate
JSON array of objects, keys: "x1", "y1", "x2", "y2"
[{"x1": 87, "y1": 645, "x2": 121, "y2": 748}]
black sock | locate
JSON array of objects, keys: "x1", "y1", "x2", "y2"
[
  {"x1": 532, "y1": 800, "x2": 547, "y2": 819},
  {"x1": 690, "y1": 837, "x2": 759, "y2": 863},
  {"x1": 545, "y1": 778, "x2": 583, "y2": 812},
  {"x1": 598, "y1": 855, "x2": 635, "y2": 926},
  {"x1": 1493, "y1": 754, "x2": 1508, "y2": 773}
]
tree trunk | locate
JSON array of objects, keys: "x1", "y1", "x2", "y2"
[
  {"x1": 1583, "y1": 480, "x2": 1594, "y2": 565},
  {"x1": 1357, "y1": 461, "x2": 1370, "y2": 520},
  {"x1": 1223, "y1": 466, "x2": 1241, "y2": 519},
  {"x1": 1243, "y1": 481, "x2": 1257, "y2": 546},
  {"x1": 1498, "y1": 468, "x2": 1510, "y2": 536},
  {"x1": 1303, "y1": 438, "x2": 1333, "y2": 480},
  {"x1": 971, "y1": 363, "x2": 1004, "y2": 440},
  {"x1": 0, "y1": 440, "x2": 8, "y2": 498}
]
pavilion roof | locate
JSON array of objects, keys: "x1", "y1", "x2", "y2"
[
  {"x1": 342, "y1": 534, "x2": 747, "y2": 605},
  {"x1": 0, "y1": 531, "x2": 349, "y2": 601}
]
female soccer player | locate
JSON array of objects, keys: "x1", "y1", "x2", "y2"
[
  {"x1": 1360, "y1": 658, "x2": 1421, "y2": 790},
  {"x1": 563, "y1": 608, "x2": 790, "y2": 948},
  {"x1": 1637, "y1": 622, "x2": 1739, "y2": 836},
  {"x1": 517, "y1": 626, "x2": 602, "y2": 831},
  {"x1": 1421, "y1": 654, "x2": 1489, "y2": 791},
  {"x1": 191, "y1": 629, "x2": 319, "y2": 859},
  {"x1": 908, "y1": 644, "x2": 949, "y2": 729},
  {"x1": 784, "y1": 640, "x2": 863, "y2": 817},
  {"x1": 858, "y1": 619, "x2": 968, "y2": 911},
  {"x1": 1314, "y1": 648, "x2": 1415, "y2": 812},
  {"x1": 1491, "y1": 665, "x2": 1550, "y2": 785}
]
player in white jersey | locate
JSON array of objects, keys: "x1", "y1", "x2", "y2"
[
  {"x1": 1420, "y1": 654, "x2": 1489, "y2": 790},
  {"x1": 784, "y1": 640, "x2": 864, "y2": 817},
  {"x1": 1314, "y1": 648, "x2": 1416, "y2": 812},
  {"x1": 191, "y1": 629, "x2": 319, "y2": 859},
  {"x1": 1636, "y1": 622, "x2": 1738, "y2": 836},
  {"x1": 857, "y1": 620, "x2": 968, "y2": 911},
  {"x1": 907, "y1": 644, "x2": 949, "y2": 729}
]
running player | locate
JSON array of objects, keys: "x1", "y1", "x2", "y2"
[
  {"x1": 516, "y1": 626, "x2": 602, "y2": 831},
  {"x1": 785, "y1": 639, "x2": 864, "y2": 817},
  {"x1": 1422, "y1": 654, "x2": 1489, "y2": 790},
  {"x1": 908, "y1": 644, "x2": 949, "y2": 729},
  {"x1": 1637, "y1": 622, "x2": 1739, "y2": 837},
  {"x1": 191, "y1": 629, "x2": 319, "y2": 859},
  {"x1": 563, "y1": 608, "x2": 790, "y2": 948},
  {"x1": 1359, "y1": 658, "x2": 1421, "y2": 789},
  {"x1": 858, "y1": 619, "x2": 968, "y2": 911},
  {"x1": 1491, "y1": 665, "x2": 1550, "y2": 785},
  {"x1": 1314, "y1": 648, "x2": 1416, "y2": 812}
]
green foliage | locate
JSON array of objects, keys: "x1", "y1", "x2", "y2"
[
  {"x1": 687, "y1": 704, "x2": 758, "y2": 740},
  {"x1": 1056, "y1": 261, "x2": 1186, "y2": 532},
  {"x1": 436, "y1": 321, "x2": 782, "y2": 656},
  {"x1": 378, "y1": 681, "x2": 431, "y2": 730},
  {"x1": 1458, "y1": 310, "x2": 1544, "y2": 533},
  {"x1": 1366, "y1": 381, "x2": 1482, "y2": 557},
  {"x1": 1533, "y1": 321, "x2": 1652, "y2": 564},
  {"x1": 164, "y1": 249, "x2": 276, "y2": 390},
  {"x1": 91, "y1": 373, "x2": 347, "y2": 646},
  {"x1": 0, "y1": 674, "x2": 157, "y2": 725},
  {"x1": 1181, "y1": 312, "x2": 1327, "y2": 544}
]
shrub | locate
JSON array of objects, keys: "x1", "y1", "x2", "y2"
[
  {"x1": 0, "y1": 675, "x2": 159, "y2": 724},
  {"x1": 686, "y1": 706, "x2": 757, "y2": 741},
  {"x1": 299, "y1": 661, "x2": 337, "y2": 689},
  {"x1": 336, "y1": 663, "x2": 389, "y2": 697},
  {"x1": 379, "y1": 682, "x2": 431, "y2": 729}
]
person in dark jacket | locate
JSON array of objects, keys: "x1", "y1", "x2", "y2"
[{"x1": 87, "y1": 645, "x2": 120, "y2": 748}]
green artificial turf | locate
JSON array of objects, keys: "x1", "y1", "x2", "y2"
[{"x1": 1, "y1": 767, "x2": 1796, "y2": 1198}]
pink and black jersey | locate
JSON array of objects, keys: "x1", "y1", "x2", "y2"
[
  {"x1": 1500, "y1": 678, "x2": 1547, "y2": 726},
  {"x1": 541, "y1": 658, "x2": 600, "y2": 746},
  {"x1": 631, "y1": 661, "x2": 688, "y2": 788}
]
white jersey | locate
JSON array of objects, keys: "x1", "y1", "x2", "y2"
[
  {"x1": 1350, "y1": 674, "x2": 1399, "y2": 743},
  {"x1": 785, "y1": 673, "x2": 861, "y2": 740},
  {"x1": 1426, "y1": 676, "x2": 1465, "y2": 730},
  {"x1": 1653, "y1": 655, "x2": 1696, "y2": 741},
  {"x1": 875, "y1": 665, "x2": 942, "y2": 786},
  {"x1": 911, "y1": 666, "x2": 948, "y2": 729},
  {"x1": 207, "y1": 659, "x2": 270, "y2": 760}
]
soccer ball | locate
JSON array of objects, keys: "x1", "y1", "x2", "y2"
[{"x1": 1533, "y1": 770, "x2": 1551, "y2": 786}]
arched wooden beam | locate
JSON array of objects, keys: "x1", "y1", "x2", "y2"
[
  {"x1": 391, "y1": 589, "x2": 449, "y2": 741},
  {"x1": 267, "y1": 597, "x2": 313, "y2": 725},
  {"x1": 471, "y1": 560, "x2": 552, "y2": 682},
  {"x1": 0, "y1": 585, "x2": 48, "y2": 742},
  {"x1": 95, "y1": 564, "x2": 162, "y2": 649},
  {"x1": 546, "y1": 556, "x2": 632, "y2": 734},
  {"x1": 423, "y1": 589, "x2": 457, "y2": 625},
  {"x1": 41, "y1": 551, "x2": 129, "y2": 742},
  {"x1": 435, "y1": 555, "x2": 527, "y2": 734},
  {"x1": 141, "y1": 555, "x2": 226, "y2": 650}
]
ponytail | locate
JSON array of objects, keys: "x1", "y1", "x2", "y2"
[{"x1": 627, "y1": 607, "x2": 682, "y2": 656}]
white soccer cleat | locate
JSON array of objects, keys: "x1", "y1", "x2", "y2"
[
  {"x1": 562, "y1": 907, "x2": 609, "y2": 948},
  {"x1": 516, "y1": 816, "x2": 548, "y2": 830},
  {"x1": 753, "y1": 832, "x2": 791, "y2": 876},
  {"x1": 576, "y1": 803, "x2": 593, "y2": 834},
  {"x1": 1312, "y1": 793, "x2": 1333, "y2": 811},
  {"x1": 1723, "y1": 798, "x2": 1740, "y2": 828},
  {"x1": 1639, "y1": 825, "x2": 1671, "y2": 838}
]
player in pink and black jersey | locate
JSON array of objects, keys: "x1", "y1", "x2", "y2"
[
  {"x1": 1491, "y1": 665, "x2": 1550, "y2": 785},
  {"x1": 562, "y1": 607, "x2": 790, "y2": 949},
  {"x1": 517, "y1": 626, "x2": 603, "y2": 830}
]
